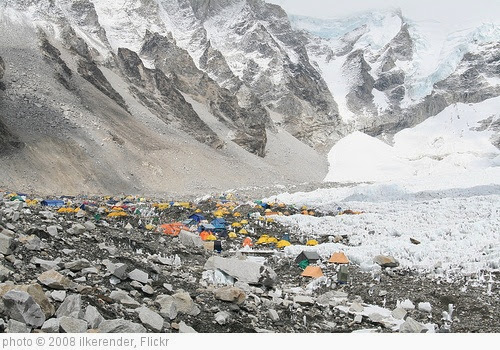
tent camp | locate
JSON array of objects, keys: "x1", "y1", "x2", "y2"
[{"x1": 294, "y1": 251, "x2": 321, "y2": 264}]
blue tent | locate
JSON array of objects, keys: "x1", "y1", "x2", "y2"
[
  {"x1": 211, "y1": 218, "x2": 226, "y2": 229},
  {"x1": 200, "y1": 223, "x2": 215, "y2": 231},
  {"x1": 41, "y1": 200, "x2": 65, "y2": 207},
  {"x1": 189, "y1": 214, "x2": 205, "y2": 223}
]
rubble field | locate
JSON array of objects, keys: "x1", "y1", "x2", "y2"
[{"x1": 0, "y1": 191, "x2": 498, "y2": 333}]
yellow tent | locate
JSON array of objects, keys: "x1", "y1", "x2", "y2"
[
  {"x1": 256, "y1": 235, "x2": 269, "y2": 244},
  {"x1": 267, "y1": 237, "x2": 278, "y2": 244},
  {"x1": 233, "y1": 212, "x2": 242, "y2": 217},
  {"x1": 240, "y1": 219, "x2": 249, "y2": 225},
  {"x1": 276, "y1": 240, "x2": 291, "y2": 248},
  {"x1": 228, "y1": 232, "x2": 237, "y2": 239},
  {"x1": 238, "y1": 228, "x2": 248, "y2": 235},
  {"x1": 231, "y1": 222, "x2": 242, "y2": 228},
  {"x1": 306, "y1": 239, "x2": 318, "y2": 246},
  {"x1": 206, "y1": 233, "x2": 217, "y2": 241}
]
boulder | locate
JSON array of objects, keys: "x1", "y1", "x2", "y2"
[
  {"x1": 46, "y1": 226, "x2": 58, "y2": 237},
  {"x1": 293, "y1": 295, "x2": 315, "y2": 306},
  {"x1": 391, "y1": 307, "x2": 407, "y2": 320},
  {"x1": 84, "y1": 305, "x2": 104, "y2": 329},
  {"x1": 106, "y1": 262, "x2": 127, "y2": 279},
  {"x1": 178, "y1": 321, "x2": 197, "y2": 333},
  {"x1": 2, "y1": 290, "x2": 46, "y2": 327},
  {"x1": 141, "y1": 285, "x2": 154, "y2": 295},
  {"x1": 109, "y1": 290, "x2": 140, "y2": 308},
  {"x1": 59, "y1": 316, "x2": 88, "y2": 333},
  {"x1": 136, "y1": 307, "x2": 164, "y2": 331},
  {"x1": 214, "y1": 286, "x2": 246, "y2": 304},
  {"x1": 268, "y1": 309, "x2": 279, "y2": 321},
  {"x1": 98, "y1": 319, "x2": 146, "y2": 333},
  {"x1": 83, "y1": 221, "x2": 96, "y2": 231},
  {"x1": 32, "y1": 257, "x2": 62, "y2": 271},
  {"x1": 204, "y1": 256, "x2": 277, "y2": 286},
  {"x1": 37, "y1": 270, "x2": 73, "y2": 290},
  {"x1": 41, "y1": 318, "x2": 60, "y2": 333},
  {"x1": 50, "y1": 291, "x2": 66, "y2": 302},
  {"x1": 0, "y1": 265, "x2": 12, "y2": 282},
  {"x1": 373, "y1": 255, "x2": 399, "y2": 268},
  {"x1": 55, "y1": 294, "x2": 82, "y2": 319},
  {"x1": 7, "y1": 319, "x2": 30, "y2": 333},
  {"x1": 128, "y1": 269, "x2": 148, "y2": 284},
  {"x1": 215, "y1": 311, "x2": 231, "y2": 325},
  {"x1": 400, "y1": 317, "x2": 427, "y2": 333},
  {"x1": 178, "y1": 230, "x2": 203, "y2": 248},
  {"x1": 172, "y1": 291, "x2": 200, "y2": 316},
  {"x1": 65, "y1": 259, "x2": 91, "y2": 271},
  {"x1": 0, "y1": 233, "x2": 13, "y2": 255},
  {"x1": 155, "y1": 295, "x2": 178, "y2": 320},
  {"x1": 71, "y1": 224, "x2": 86, "y2": 235},
  {"x1": 0, "y1": 283, "x2": 55, "y2": 317}
]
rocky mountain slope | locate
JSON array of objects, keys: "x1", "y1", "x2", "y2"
[{"x1": 0, "y1": 0, "x2": 498, "y2": 195}]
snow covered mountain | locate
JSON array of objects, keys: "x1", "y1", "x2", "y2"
[{"x1": 0, "y1": 0, "x2": 498, "y2": 194}]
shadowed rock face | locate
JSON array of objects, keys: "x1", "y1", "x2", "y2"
[
  {"x1": 117, "y1": 47, "x2": 225, "y2": 150},
  {"x1": 0, "y1": 55, "x2": 23, "y2": 153},
  {"x1": 140, "y1": 31, "x2": 269, "y2": 156}
]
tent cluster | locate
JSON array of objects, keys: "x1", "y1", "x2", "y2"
[{"x1": 295, "y1": 250, "x2": 350, "y2": 282}]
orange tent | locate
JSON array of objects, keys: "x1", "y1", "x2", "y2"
[
  {"x1": 301, "y1": 266, "x2": 324, "y2": 278},
  {"x1": 159, "y1": 223, "x2": 189, "y2": 236},
  {"x1": 242, "y1": 237, "x2": 253, "y2": 247},
  {"x1": 200, "y1": 231, "x2": 210, "y2": 241},
  {"x1": 329, "y1": 252, "x2": 349, "y2": 264}
]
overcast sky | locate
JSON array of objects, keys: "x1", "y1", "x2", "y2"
[{"x1": 267, "y1": 0, "x2": 500, "y2": 24}]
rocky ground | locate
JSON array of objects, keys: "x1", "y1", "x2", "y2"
[{"x1": 0, "y1": 190, "x2": 498, "y2": 333}]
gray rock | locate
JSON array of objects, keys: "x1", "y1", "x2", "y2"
[
  {"x1": 204, "y1": 256, "x2": 277, "y2": 287},
  {"x1": 81, "y1": 267, "x2": 99, "y2": 275},
  {"x1": 215, "y1": 311, "x2": 231, "y2": 325},
  {"x1": 37, "y1": 270, "x2": 73, "y2": 290},
  {"x1": 128, "y1": 269, "x2": 148, "y2": 284},
  {"x1": 293, "y1": 295, "x2": 315, "y2": 306},
  {"x1": 2, "y1": 290, "x2": 46, "y2": 327},
  {"x1": 41, "y1": 318, "x2": 60, "y2": 333},
  {"x1": 214, "y1": 286, "x2": 246, "y2": 304},
  {"x1": 178, "y1": 321, "x2": 197, "y2": 333},
  {"x1": 0, "y1": 283, "x2": 55, "y2": 318},
  {"x1": 354, "y1": 315, "x2": 363, "y2": 323},
  {"x1": 137, "y1": 307, "x2": 164, "y2": 331},
  {"x1": 46, "y1": 226, "x2": 58, "y2": 237},
  {"x1": 179, "y1": 230, "x2": 203, "y2": 248},
  {"x1": 55, "y1": 294, "x2": 82, "y2": 319},
  {"x1": 0, "y1": 233, "x2": 13, "y2": 255},
  {"x1": 23, "y1": 235, "x2": 41, "y2": 251},
  {"x1": 400, "y1": 317, "x2": 427, "y2": 333},
  {"x1": 130, "y1": 281, "x2": 143, "y2": 289},
  {"x1": 373, "y1": 255, "x2": 399, "y2": 268},
  {"x1": 39, "y1": 211, "x2": 55, "y2": 220},
  {"x1": 109, "y1": 263, "x2": 128, "y2": 279},
  {"x1": 84, "y1": 305, "x2": 104, "y2": 329},
  {"x1": 392, "y1": 307, "x2": 407, "y2": 320},
  {"x1": 83, "y1": 221, "x2": 96, "y2": 231},
  {"x1": 71, "y1": 224, "x2": 86, "y2": 235},
  {"x1": 7, "y1": 319, "x2": 30, "y2": 333},
  {"x1": 155, "y1": 295, "x2": 178, "y2": 320},
  {"x1": 109, "y1": 290, "x2": 140, "y2": 308},
  {"x1": 32, "y1": 257, "x2": 62, "y2": 271},
  {"x1": 59, "y1": 316, "x2": 88, "y2": 333},
  {"x1": 349, "y1": 302, "x2": 364, "y2": 313},
  {"x1": 172, "y1": 291, "x2": 200, "y2": 316},
  {"x1": 65, "y1": 259, "x2": 91, "y2": 271},
  {"x1": 50, "y1": 290, "x2": 66, "y2": 302},
  {"x1": 98, "y1": 319, "x2": 146, "y2": 333},
  {"x1": 141, "y1": 285, "x2": 154, "y2": 295},
  {"x1": 268, "y1": 309, "x2": 279, "y2": 321},
  {"x1": 0, "y1": 265, "x2": 12, "y2": 282}
]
